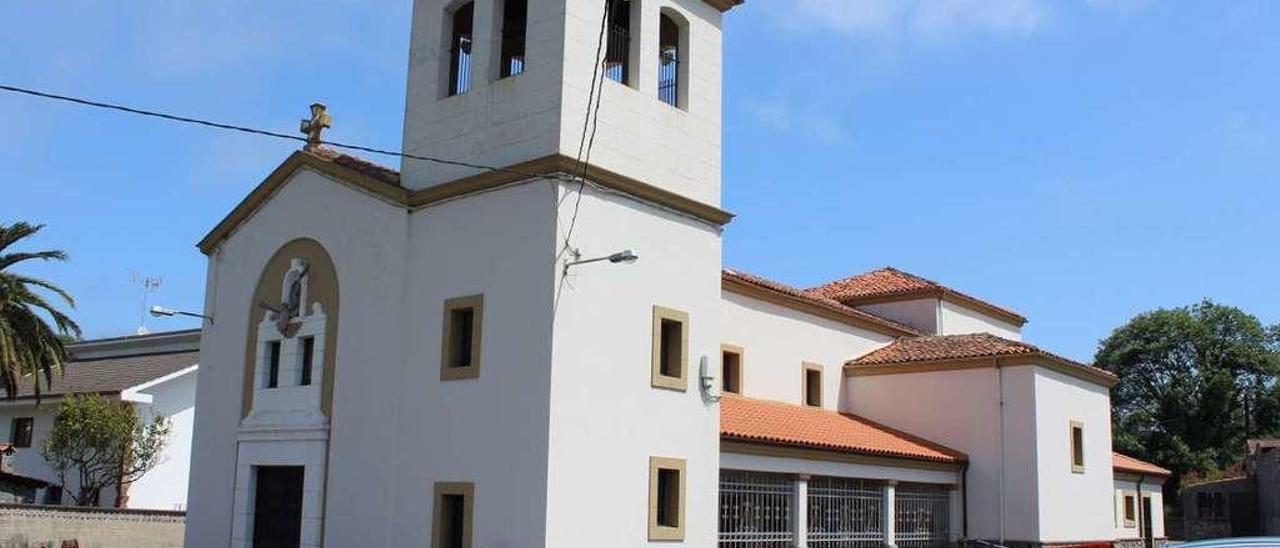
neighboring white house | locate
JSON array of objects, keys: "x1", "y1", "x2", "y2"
[
  {"x1": 0, "y1": 329, "x2": 198, "y2": 511},
  {"x1": 181, "y1": 0, "x2": 1169, "y2": 547}
]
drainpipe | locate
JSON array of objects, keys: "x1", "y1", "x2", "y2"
[
  {"x1": 1136, "y1": 474, "x2": 1146, "y2": 546},
  {"x1": 962, "y1": 461, "x2": 971, "y2": 540},
  {"x1": 996, "y1": 358, "x2": 1007, "y2": 545}
]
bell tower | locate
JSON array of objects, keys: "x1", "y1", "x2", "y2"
[{"x1": 401, "y1": 0, "x2": 737, "y2": 207}]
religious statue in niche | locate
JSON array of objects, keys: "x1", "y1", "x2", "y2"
[{"x1": 259, "y1": 259, "x2": 310, "y2": 338}]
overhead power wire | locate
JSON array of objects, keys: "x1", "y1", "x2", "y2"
[
  {"x1": 560, "y1": 0, "x2": 614, "y2": 252},
  {"x1": 0, "y1": 83, "x2": 580, "y2": 184}
]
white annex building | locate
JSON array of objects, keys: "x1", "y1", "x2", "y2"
[
  {"x1": 183, "y1": 1, "x2": 1170, "y2": 547},
  {"x1": 0, "y1": 330, "x2": 198, "y2": 510}
]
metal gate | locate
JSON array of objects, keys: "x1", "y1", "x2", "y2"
[
  {"x1": 719, "y1": 471, "x2": 795, "y2": 547},
  {"x1": 808, "y1": 476, "x2": 883, "y2": 548}
]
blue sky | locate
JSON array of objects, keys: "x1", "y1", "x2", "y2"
[{"x1": 2, "y1": 1, "x2": 1277, "y2": 361}]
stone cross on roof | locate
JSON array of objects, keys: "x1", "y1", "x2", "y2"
[{"x1": 299, "y1": 103, "x2": 332, "y2": 151}]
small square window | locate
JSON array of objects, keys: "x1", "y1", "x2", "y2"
[
  {"x1": 802, "y1": 363, "x2": 823, "y2": 407},
  {"x1": 432, "y1": 482, "x2": 474, "y2": 548},
  {"x1": 648, "y1": 457, "x2": 685, "y2": 541},
  {"x1": 441, "y1": 295, "x2": 484, "y2": 381},
  {"x1": 721, "y1": 345, "x2": 743, "y2": 395},
  {"x1": 651, "y1": 306, "x2": 688, "y2": 391},
  {"x1": 299, "y1": 336, "x2": 315, "y2": 386},
  {"x1": 266, "y1": 341, "x2": 282, "y2": 389},
  {"x1": 1070, "y1": 421, "x2": 1085, "y2": 473},
  {"x1": 11, "y1": 417, "x2": 33, "y2": 448}
]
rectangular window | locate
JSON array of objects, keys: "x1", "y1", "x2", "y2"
[
  {"x1": 658, "y1": 13, "x2": 681, "y2": 107},
  {"x1": 432, "y1": 482, "x2": 474, "y2": 548},
  {"x1": 803, "y1": 363, "x2": 823, "y2": 407},
  {"x1": 441, "y1": 295, "x2": 484, "y2": 381},
  {"x1": 648, "y1": 457, "x2": 686, "y2": 541},
  {"x1": 1123, "y1": 494, "x2": 1136, "y2": 526},
  {"x1": 498, "y1": 0, "x2": 527, "y2": 78},
  {"x1": 721, "y1": 344, "x2": 743, "y2": 395},
  {"x1": 299, "y1": 336, "x2": 315, "y2": 386},
  {"x1": 267, "y1": 341, "x2": 282, "y2": 389},
  {"x1": 651, "y1": 306, "x2": 688, "y2": 391},
  {"x1": 10, "y1": 417, "x2": 33, "y2": 448},
  {"x1": 448, "y1": 2, "x2": 475, "y2": 96},
  {"x1": 1070, "y1": 421, "x2": 1085, "y2": 473},
  {"x1": 604, "y1": 0, "x2": 632, "y2": 85}
]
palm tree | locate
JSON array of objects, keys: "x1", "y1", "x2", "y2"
[{"x1": 0, "y1": 222, "x2": 81, "y2": 398}]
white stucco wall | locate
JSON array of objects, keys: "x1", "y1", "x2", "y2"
[
  {"x1": 720, "y1": 292, "x2": 895, "y2": 411},
  {"x1": 185, "y1": 168, "x2": 560, "y2": 548},
  {"x1": 1113, "y1": 477, "x2": 1166, "y2": 540},
  {"x1": 938, "y1": 299, "x2": 1022, "y2": 340},
  {"x1": 845, "y1": 365, "x2": 1042, "y2": 543},
  {"x1": 1032, "y1": 366, "x2": 1115, "y2": 543},
  {"x1": 128, "y1": 368, "x2": 198, "y2": 511},
  {"x1": 856, "y1": 299, "x2": 938, "y2": 335},
  {"x1": 546, "y1": 181, "x2": 721, "y2": 547},
  {"x1": 0, "y1": 403, "x2": 65, "y2": 500}
]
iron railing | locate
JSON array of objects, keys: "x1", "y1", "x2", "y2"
[
  {"x1": 719, "y1": 471, "x2": 795, "y2": 547},
  {"x1": 604, "y1": 0, "x2": 631, "y2": 84},
  {"x1": 895, "y1": 483, "x2": 951, "y2": 547},
  {"x1": 808, "y1": 477, "x2": 884, "y2": 548},
  {"x1": 658, "y1": 49, "x2": 679, "y2": 107}
]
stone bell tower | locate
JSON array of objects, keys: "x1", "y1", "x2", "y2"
[{"x1": 401, "y1": 0, "x2": 737, "y2": 208}]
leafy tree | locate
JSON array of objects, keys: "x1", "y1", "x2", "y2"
[
  {"x1": 0, "y1": 222, "x2": 81, "y2": 398},
  {"x1": 1096, "y1": 300, "x2": 1280, "y2": 494},
  {"x1": 41, "y1": 394, "x2": 171, "y2": 507}
]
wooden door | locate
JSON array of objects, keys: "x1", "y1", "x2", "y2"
[{"x1": 252, "y1": 466, "x2": 305, "y2": 548}]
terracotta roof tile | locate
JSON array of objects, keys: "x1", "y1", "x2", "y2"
[
  {"x1": 306, "y1": 147, "x2": 401, "y2": 186},
  {"x1": 806, "y1": 267, "x2": 1026, "y2": 325},
  {"x1": 1113, "y1": 453, "x2": 1172, "y2": 477},
  {"x1": 722, "y1": 269, "x2": 922, "y2": 336},
  {"x1": 847, "y1": 333, "x2": 1119, "y2": 385},
  {"x1": 720, "y1": 395, "x2": 966, "y2": 463}
]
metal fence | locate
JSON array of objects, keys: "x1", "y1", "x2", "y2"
[
  {"x1": 719, "y1": 471, "x2": 795, "y2": 547},
  {"x1": 658, "y1": 50, "x2": 679, "y2": 107},
  {"x1": 895, "y1": 483, "x2": 951, "y2": 547},
  {"x1": 808, "y1": 476, "x2": 884, "y2": 548}
]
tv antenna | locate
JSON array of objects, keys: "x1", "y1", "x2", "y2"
[{"x1": 131, "y1": 273, "x2": 162, "y2": 335}]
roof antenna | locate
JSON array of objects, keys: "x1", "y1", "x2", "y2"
[{"x1": 131, "y1": 273, "x2": 162, "y2": 335}]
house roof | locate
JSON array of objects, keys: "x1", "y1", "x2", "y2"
[
  {"x1": 720, "y1": 395, "x2": 966, "y2": 464},
  {"x1": 1113, "y1": 452, "x2": 1172, "y2": 477},
  {"x1": 11, "y1": 348, "x2": 199, "y2": 400},
  {"x1": 722, "y1": 268, "x2": 922, "y2": 337},
  {"x1": 846, "y1": 333, "x2": 1118, "y2": 387},
  {"x1": 805, "y1": 267, "x2": 1027, "y2": 326}
]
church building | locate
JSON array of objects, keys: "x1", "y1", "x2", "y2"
[{"x1": 182, "y1": 1, "x2": 1167, "y2": 547}]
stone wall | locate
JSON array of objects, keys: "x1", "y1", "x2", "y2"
[{"x1": 0, "y1": 504, "x2": 184, "y2": 548}]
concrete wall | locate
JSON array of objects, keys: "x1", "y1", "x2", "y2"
[
  {"x1": 720, "y1": 291, "x2": 894, "y2": 411},
  {"x1": 0, "y1": 504, "x2": 185, "y2": 548},
  {"x1": 938, "y1": 299, "x2": 1022, "y2": 340},
  {"x1": 1032, "y1": 366, "x2": 1115, "y2": 543},
  {"x1": 546, "y1": 180, "x2": 721, "y2": 547},
  {"x1": 129, "y1": 369, "x2": 197, "y2": 511}
]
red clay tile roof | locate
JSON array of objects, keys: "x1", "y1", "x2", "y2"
[
  {"x1": 1113, "y1": 453, "x2": 1172, "y2": 477},
  {"x1": 847, "y1": 333, "x2": 1118, "y2": 385},
  {"x1": 307, "y1": 147, "x2": 401, "y2": 186},
  {"x1": 722, "y1": 269, "x2": 922, "y2": 337},
  {"x1": 720, "y1": 395, "x2": 966, "y2": 464},
  {"x1": 806, "y1": 267, "x2": 1027, "y2": 325}
]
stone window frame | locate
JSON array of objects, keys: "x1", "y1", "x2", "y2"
[
  {"x1": 802, "y1": 362, "x2": 824, "y2": 408},
  {"x1": 441, "y1": 294, "x2": 485, "y2": 381},
  {"x1": 432, "y1": 481, "x2": 475, "y2": 548},
  {"x1": 720, "y1": 344, "x2": 744, "y2": 395},
  {"x1": 651, "y1": 305, "x2": 689, "y2": 391},
  {"x1": 1070, "y1": 420, "x2": 1085, "y2": 474},
  {"x1": 648, "y1": 456, "x2": 687, "y2": 541}
]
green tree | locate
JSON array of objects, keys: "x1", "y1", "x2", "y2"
[
  {"x1": 40, "y1": 394, "x2": 171, "y2": 507},
  {"x1": 0, "y1": 222, "x2": 81, "y2": 398},
  {"x1": 1096, "y1": 300, "x2": 1280, "y2": 491}
]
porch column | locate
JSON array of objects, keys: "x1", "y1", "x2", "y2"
[
  {"x1": 883, "y1": 480, "x2": 897, "y2": 548},
  {"x1": 794, "y1": 475, "x2": 809, "y2": 548},
  {"x1": 949, "y1": 484, "x2": 964, "y2": 543}
]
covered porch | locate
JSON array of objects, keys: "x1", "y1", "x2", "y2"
[{"x1": 719, "y1": 396, "x2": 967, "y2": 547}]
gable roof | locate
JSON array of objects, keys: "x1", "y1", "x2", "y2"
[
  {"x1": 1113, "y1": 452, "x2": 1172, "y2": 477},
  {"x1": 722, "y1": 268, "x2": 922, "y2": 338},
  {"x1": 846, "y1": 333, "x2": 1118, "y2": 387},
  {"x1": 9, "y1": 331, "x2": 201, "y2": 401},
  {"x1": 198, "y1": 148, "x2": 735, "y2": 254},
  {"x1": 720, "y1": 395, "x2": 966, "y2": 464},
  {"x1": 806, "y1": 267, "x2": 1027, "y2": 326}
]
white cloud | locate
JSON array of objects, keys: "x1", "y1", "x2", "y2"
[{"x1": 777, "y1": 0, "x2": 1154, "y2": 41}]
